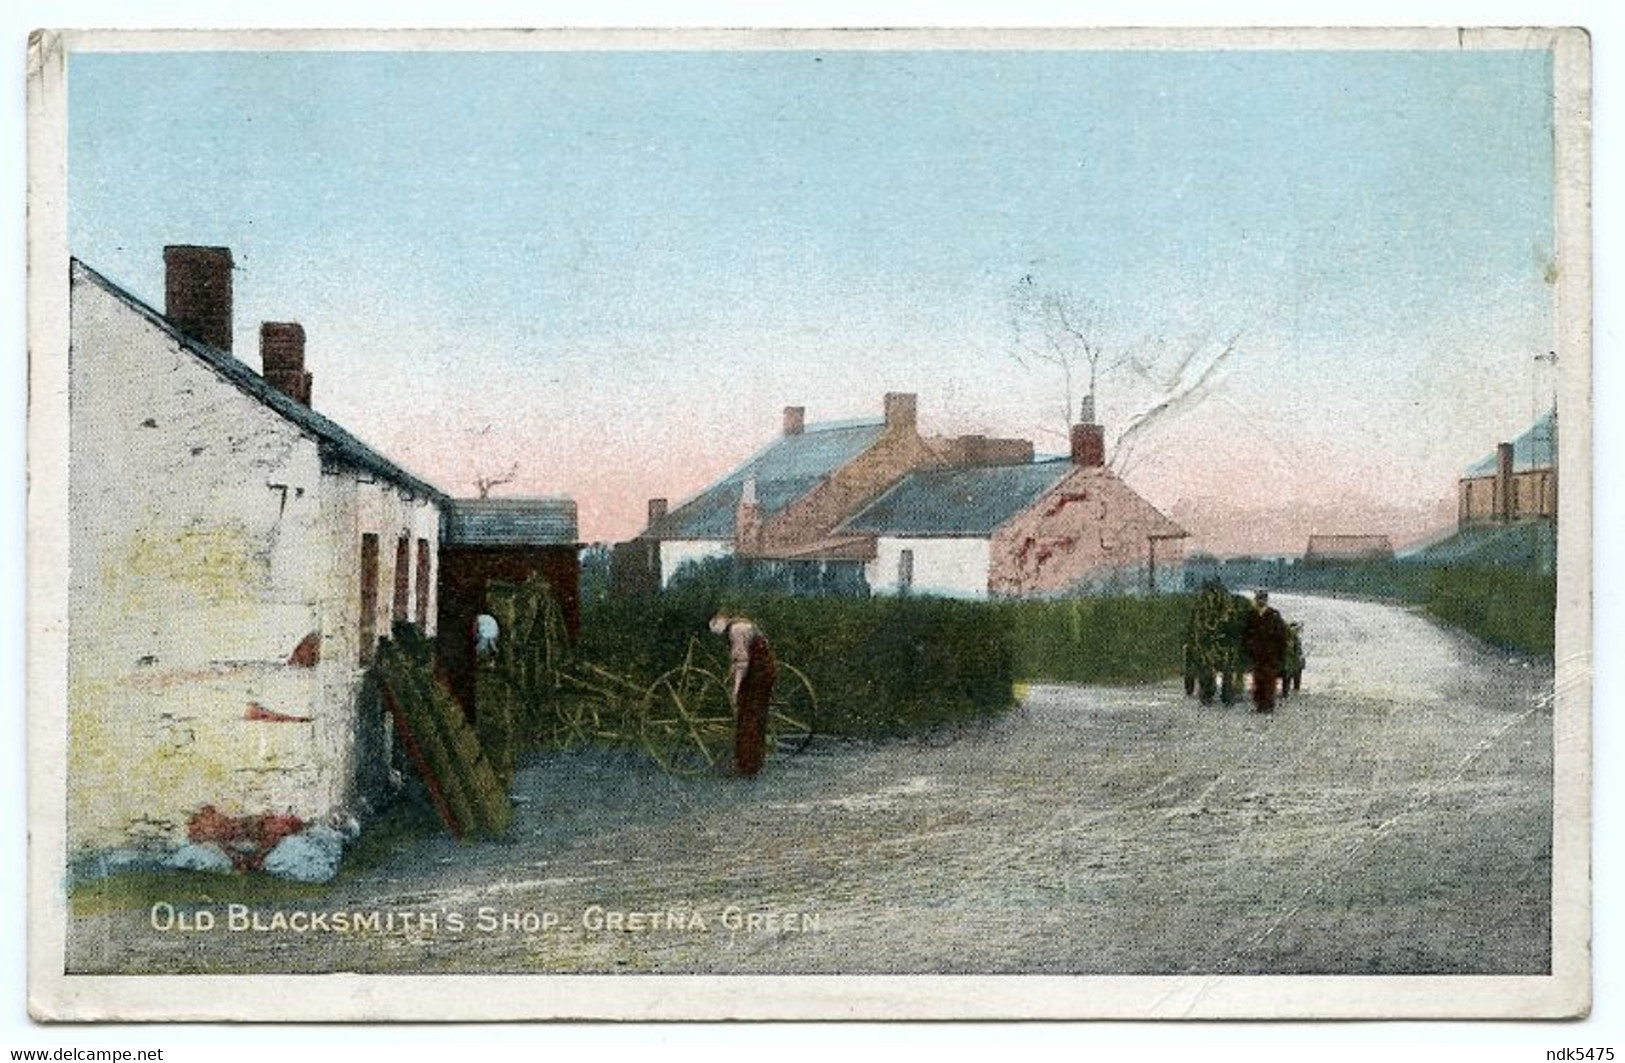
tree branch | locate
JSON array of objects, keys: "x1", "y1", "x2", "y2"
[{"x1": 473, "y1": 461, "x2": 520, "y2": 499}]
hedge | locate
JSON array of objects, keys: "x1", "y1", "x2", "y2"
[
  {"x1": 579, "y1": 591, "x2": 1017, "y2": 737},
  {"x1": 1422, "y1": 565, "x2": 1556, "y2": 656},
  {"x1": 999, "y1": 594, "x2": 1194, "y2": 685},
  {"x1": 1267, "y1": 560, "x2": 1556, "y2": 656},
  {"x1": 576, "y1": 589, "x2": 1211, "y2": 735}
]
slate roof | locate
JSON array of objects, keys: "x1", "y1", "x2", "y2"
[
  {"x1": 445, "y1": 498, "x2": 578, "y2": 547},
  {"x1": 1463, "y1": 410, "x2": 1557, "y2": 478},
  {"x1": 74, "y1": 259, "x2": 451, "y2": 505},
  {"x1": 838, "y1": 461, "x2": 1074, "y2": 538},
  {"x1": 646, "y1": 420, "x2": 887, "y2": 541}
]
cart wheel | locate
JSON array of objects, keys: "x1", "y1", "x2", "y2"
[
  {"x1": 640, "y1": 664, "x2": 733, "y2": 777},
  {"x1": 545, "y1": 696, "x2": 587, "y2": 750},
  {"x1": 767, "y1": 663, "x2": 817, "y2": 756}
]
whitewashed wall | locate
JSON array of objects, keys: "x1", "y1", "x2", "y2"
[
  {"x1": 312, "y1": 471, "x2": 442, "y2": 818},
  {"x1": 866, "y1": 537, "x2": 991, "y2": 599},
  {"x1": 67, "y1": 266, "x2": 441, "y2": 854},
  {"x1": 659, "y1": 539, "x2": 732, "y2": 587}
]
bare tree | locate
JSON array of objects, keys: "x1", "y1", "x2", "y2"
[
  {"x1": 1008, "y1": 273, "x2": 1243, "y2": 475},
  {"x1": 473, "y1": 461, "x2": 520, "y2": 499},
  {"x1": 1007, "y1": 273, "x2": 1121, "y2": 443},
  {"x1": 467, "y1": 423, "x2": 520, "y2": 498}
]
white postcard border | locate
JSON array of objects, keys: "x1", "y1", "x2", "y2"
[{"x1": 25, "y1": 25, "x2": 1593, "y2": 1022}]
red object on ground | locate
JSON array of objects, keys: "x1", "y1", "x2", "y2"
[
  {"x1": 186, "y1": 805, "x2": 306, "y2": 870},
  {"x1": 187, "y1": 805, "x2": 237, "y2": 846}
]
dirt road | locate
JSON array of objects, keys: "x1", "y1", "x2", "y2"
[{"x1": 70, "y1": 593, "x2": 1553, "y2": 975}]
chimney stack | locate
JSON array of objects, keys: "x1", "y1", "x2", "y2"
[
  {"x1": 1071, "y1": 423, "x2": 1106, "y2": 467},
  {"x1": 163, "y1": 245, "x2": 234, "y2": 352},
  {"x1": 1497, "y1": 441, "x2": 1516, "y2": 522},
  {"x1": 734, "y1": 476, "x2": 763, "y2": 556},
  {"x1": 260, "y1": 322, "x2": 313, "y2": 406},
  {"x1": 783, "y1": 406, "x2": 806, "y2": 437},
  {"x1": 647, "y1": 497, "x2": 668, "y2": 526},
  {"x1": 883, "y1": 392, "x2": 917, "y2": 432}
]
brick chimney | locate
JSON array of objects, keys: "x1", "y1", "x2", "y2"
[
  {"x1": 647, "y1": 497, "x2": 668, "y2": 526},
  {"x1": 1497, "y1": 441, "x2": 1516, "y2": 522},
  {"x1": 260, "y1": 322, "x2": 313, "y2": 405},
  {"x1": 883, "y1": 392, "x2": 917, "y2": 432},
  {"x1": 783, "y1": 406, "x2": 806, "y2": 437},
  {"x1": 734, "y1": 476, "x2": 763, "y2": 556},
  {"x1": 1070, "y1": 424, "x2": 1106, "y2": 467},
  {"x1": 163, "y1": 245, "x2": 234, "y2": 352},
  {"x1": 1071, "y1": 395, "x2": 1105, "y2": 467},
  {"x1": 1066, "y1": 422, "x2": 1105, "y2": 468}
]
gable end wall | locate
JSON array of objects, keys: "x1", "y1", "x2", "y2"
[
  {"x1": 990, "y1": 468, "x2": 1185, "y2": 596},
  {"x1": 757, "y1": 426, "x2": 939, "y2": 553}
]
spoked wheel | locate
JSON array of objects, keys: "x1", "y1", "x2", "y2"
[
  {"x1": 767, "y1": 662, "x2": 817, "y2": 756},
  {"x1": 640, "y1": 664, "x2": 733, "y2": 777},
  {"x1": 540, "y1": 696, "x2": 588, "y2": 750}
]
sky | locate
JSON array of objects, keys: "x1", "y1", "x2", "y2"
[{"x1": 67, "y1": 43, "x2": 1560, "y2": 552}]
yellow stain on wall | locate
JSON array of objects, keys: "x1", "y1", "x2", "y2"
[
  {"x1": 69, "y1": 668, "x2": 324, "y2": 850},
  {"x1": 66, "y1": 675, "x2": 118, "y2": 785},
  {"x1": 111, "y1": 524, "x2": 265, "y2": 612}
]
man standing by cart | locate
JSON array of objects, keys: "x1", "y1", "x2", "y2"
[
  {"x1": 710, "y1": 613, "x2": 777, "y2": 776},
  {"x1": 1244, "y1": 590, "x2": 1289, "y2": 713}
]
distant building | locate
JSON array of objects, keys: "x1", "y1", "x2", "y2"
[
  {"x1": 1458, "y1": 410, "x2": 1557, "y2": 527},
  {"x1": 69, "y1": 249, "x2": 450, "y2": 856},
  {"x1": 1303, "y1": 534, "x2": 1396, "y2": 564},
  {"x1": 843, "y1": 420, "x2": 1186, "y2": 597},
  {"x1": 636, "y1": 394, "x2": 944, "y2": 585},
  {"x1": 632, "y1": 396, "x2": 1186, "y2": 597}
]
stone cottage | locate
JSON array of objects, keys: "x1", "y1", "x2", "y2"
[
  {"x1": 67, "y1": 247, "x2": 450, "y2": 859},
  {"x1": 842, "y1": 419, "x2": 1188, "y2": 598},
  {"x1": 634, "y1": 394, "x2": 1185, "y2": 597}
]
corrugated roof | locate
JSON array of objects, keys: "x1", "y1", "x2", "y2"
[
  {"x1": 74, "y1": 259, "x2": 451, "y2": 505},
  {"x1": 1304, "y1": 534, "x2": 1394, "y2": 559},
  {"x1": 445, "y1": 498, "x2": 578, "y2": 546},
  {"x1": 647, "y1": 421, "x2": 885, "y2": 541},
  {"x1": 838, "y1": 461, "x2": 1073, "y2": 538},
  {"x1": 1463, "y1": 410, "x2": 1557, "y2": 478}
]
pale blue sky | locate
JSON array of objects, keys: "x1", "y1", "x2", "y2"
[{"x1": 68, "y1": 47, "x2": 1558, "y2": 546}]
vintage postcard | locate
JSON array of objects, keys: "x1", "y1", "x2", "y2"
[{"x1": 26, "y1": 27, "x2": 1592, "y2": 1021}]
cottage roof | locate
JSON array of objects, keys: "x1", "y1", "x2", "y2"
[
  {"x1": 838, "y1": 461, "x2": 1075, "y2": 538},
  {"x1": 445, "y1": 498, "x2": 579, "y2": 547},
  {"x1": 645, "y1": 420, "x2": 886, "y2": 541},
  {"x1": 1463, "y1": 410, "x2": 1557, "y2": 478},
  {"x1": 73, "y1": 259, "x2": 450, "y2": 505}
]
